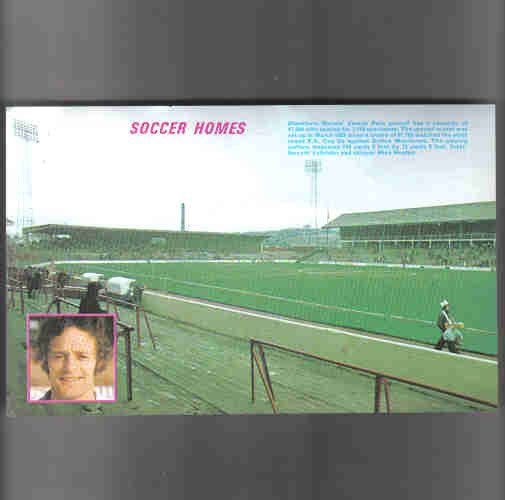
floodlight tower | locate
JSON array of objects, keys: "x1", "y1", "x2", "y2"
[
  {"x1": 13, "y1": 119, "x2": 39, "y2": 235},
  {"x1": 304, "y1": 159, "x2": 322, "y2": 244}
]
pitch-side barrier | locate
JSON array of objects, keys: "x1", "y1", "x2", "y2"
[
  {"x1": 250, "y1": 339, "x2": 498, "y2": 414},
  {"x1": 7, "y1": 278, "x2": 55, "y2": 314},
  {"x1": 96, "y1": 294, "x2": 157, "y2": 350}
]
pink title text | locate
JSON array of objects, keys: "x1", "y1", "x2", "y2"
[{"x1": 129, "y1": 121, "x2": 247, "y2": 135}]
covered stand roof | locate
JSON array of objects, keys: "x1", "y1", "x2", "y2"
[
  {"x1": 22, "y1": 224, "x2": 268, "y2": 242},
  {"x1": 23, "y1": 224, "x2": 267, "y2": 247},
  {"x1": 324, "y1": 201, "x2": 496, "y2": 228}
]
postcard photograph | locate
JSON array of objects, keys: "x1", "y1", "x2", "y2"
[{"x1": 5, "y1": 104, "x2": 497, "y2": 416}]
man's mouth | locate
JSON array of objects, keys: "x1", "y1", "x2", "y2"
[{"x1": 59, "y1": 377, "x2": 84, "y2": 382}]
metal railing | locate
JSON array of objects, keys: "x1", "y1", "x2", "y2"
[
  {"x1": 250, "y1": 339, "x2": 498, "y2": 414},
  {"x1": 7, "y1": 278, "x2": 54, "y2": 315}
]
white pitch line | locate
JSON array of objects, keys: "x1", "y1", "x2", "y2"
[
  {"x1": 146, "y1": 291, "x2": 497, "y2": 365},
  {"x1": 45, "y1": 259, "x2": 496, "y2": 334},
  {"x1": 66, "y1": 260, "x2": 495, "y2": 334}
]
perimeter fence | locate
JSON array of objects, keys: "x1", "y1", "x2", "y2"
[{"x1": 250, "y1": 339, "x2": 498, "y2": 414}]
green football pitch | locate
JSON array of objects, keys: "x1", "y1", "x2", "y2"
[{"x1": 60, "y1": 261, "x2": 497, "y2": 356}]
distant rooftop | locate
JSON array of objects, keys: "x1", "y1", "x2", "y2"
[{"x1": 324, "y1": 201, "x2": 496, "y2": 228}]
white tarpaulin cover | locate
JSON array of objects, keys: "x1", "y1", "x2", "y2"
[
  {"x1": 105, "y1": 277, "x2": 136, "y2": 297},
  {"x1": 82, "y1": 273, "x2": 104, "y2": 282}
]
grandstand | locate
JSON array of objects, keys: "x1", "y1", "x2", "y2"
[
  {"x1": 324, "y1": 201, "x2": 496, "y2": 267},
  {"x1": 325, "y1": 201, "x2": 495, "y2": 248},
  {"x1": 21, "y1": 224, "x2": 268, "y2": 261}
]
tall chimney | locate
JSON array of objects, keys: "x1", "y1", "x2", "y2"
[{"x1": 181, "y1": 203, "x2": 185, "y2": 231}]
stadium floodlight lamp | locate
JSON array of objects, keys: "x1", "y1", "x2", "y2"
[
  {"x1": 304, "y1": 159, "x2": 323, "y2": 231},
  {"x1": 13, "y1": 119, "x2": 39, "y2": 143}
]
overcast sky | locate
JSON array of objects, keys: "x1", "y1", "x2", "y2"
[{"x1": 5, "y1": 105, "x2": 495, "y2": 234}]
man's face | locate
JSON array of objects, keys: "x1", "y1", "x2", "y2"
[{"x1": 47, "y1": 326, "x2": 98, "y2": 400}]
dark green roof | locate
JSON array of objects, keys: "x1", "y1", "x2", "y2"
[{"x1": 325, "y1": 201, "x2": 496, "y2": 228}]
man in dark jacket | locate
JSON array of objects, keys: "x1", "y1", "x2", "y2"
[
  {"x1": 79, "y1": 282, "x2": 104, "y2": 314},
  {"x1": 56, "y1": 271, "x2": 67, "y2": 291},
  {"x1": 25, "y1": 267, "x2": 35, "y2": 298},
  {"x1": 31, "y1": 268, "x2": 42, "y2": 299}
]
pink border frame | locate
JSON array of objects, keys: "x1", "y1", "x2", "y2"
[{"x1": 26, "y1": 313, "x2": 118, "y2": 403}]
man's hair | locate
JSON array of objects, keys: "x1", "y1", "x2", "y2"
[{"x1": 35, "y1": 316, "x2": 114, "y2": 374}]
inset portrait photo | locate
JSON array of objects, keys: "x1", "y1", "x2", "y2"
[{"x1": 27, "y1": 314, "x2": 117, "y2": 403}]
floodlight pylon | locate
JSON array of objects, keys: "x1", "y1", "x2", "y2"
[
  {"x1": 304, "y1": 159, "x2": 323, "y2": 233},
  {"x1": 14, "y1": 119, "x2": 39, "y2": 234}
]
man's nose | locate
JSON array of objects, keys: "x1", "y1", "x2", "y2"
[{"x1": 62, "y1": 355, "x2": 79, "y2": 373}]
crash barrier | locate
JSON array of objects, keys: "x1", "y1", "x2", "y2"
[
  {"x1": 7, "y1": 278, "x2": 55, "y2": 314},
  {"x1": 8, "y1": 277, "x2": 156, "y2": 351},
  {"x1": 18, "y1": 279, "x2": 158, "y2": 351},
  {"x1": 250, "y1": 339, "x2": 498, "y2": 414},
  {"x1": 98, "y1": 294, "x2": 157, "y2": 350},
  {"x1": 7, "y1": 279, "x2": 24, "y2": 315}
]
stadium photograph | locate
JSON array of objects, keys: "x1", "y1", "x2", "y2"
[{"x1": 5, "y1": 104, "x2": 497, "y2": 416}]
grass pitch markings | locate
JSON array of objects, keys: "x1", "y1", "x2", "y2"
[
  {"x1": 298, "y1": 270, "x2": 364, "y2": 276},
  {"x1": 71, "y1": 262, "x2": 391, "y2": 319},
  {"x1": 146, "y1": 291, "x2": 497, "y2": 366},
  {"x1": 92, "y1": 265, "x2": 421, "y2": 320},
  {"x1": 60, "y1": 261, "x2": 498, "y2": 355},
  {"x1": 72, "y1": 262, "x2": 496, "y2": 336}
]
